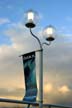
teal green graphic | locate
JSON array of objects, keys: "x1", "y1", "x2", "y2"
[{"x1": 22, "y1": 52, "x2": 37, "y2": 102}]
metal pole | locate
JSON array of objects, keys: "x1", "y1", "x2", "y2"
[
  {"x1": 39, "y1": 49, "x2": 43, "y2": 108},
  {"x1": 29, "y1": 28, "x2": 43, "y2": 108}
]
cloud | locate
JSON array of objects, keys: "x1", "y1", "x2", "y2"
[
  {"x1": 0, "y1": 22, "x2": 72, "y2": 104},
  {"x1": 44, "y1": 83, "x2": 72, "y2": 105},
  {"x1": 4, "y1": 23, "x2": 41, "y2": 53},
  {"x1": 7, "y1": 5, "x2": 13, "y2": 9},
  {"x1": 0, "y1": 18, "x2": 10, "y2": 25},
  {"x1": 58, "y1": 85, "x2": 70, "y2": 94},
  {"x1": 66, "y1": 16, "x2": 72, "y2": 22},
  {"x1": 44, "y1": 83, "x2": 53, "y2": 93},
  {"x1": 0, "y1": 23, "x2": 41, "y2": 90},
  {"x1": 0, "y1": 45, "x2": 24, "y2": 89},
  {"x1": 0, "y1": 88, "x2": 24, "y2": 99}
]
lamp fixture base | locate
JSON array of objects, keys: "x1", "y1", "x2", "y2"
[
  {"x1": 46, "y1": 37, "x2": 55, "y2": 41},
  {"x1": 25, "y1": 22, "x2": 36, "y2": 28}
]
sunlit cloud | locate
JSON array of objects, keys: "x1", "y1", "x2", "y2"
[
  {"x1": 58, "y1": 85, "x2": 70, "y2": 94},
  {"x1": 44, "y1": 83, "x2": 53, "y2": 93},
  {"x1": 0, "y1": 21, "x2": 72, "y2": 104},
  {"x1": 0, "y1": 88, "x2": 24, "y2": 100}
]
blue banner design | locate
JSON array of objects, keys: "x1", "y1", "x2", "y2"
[{"x1": 22, "y1": 52, "x2": 37, "y2": 102}]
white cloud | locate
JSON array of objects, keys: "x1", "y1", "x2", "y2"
[
  {"x1": 66, "y1": 16, "x2": 72, "y2": 22},
  {"x1": 4, "y1": 23, "x2": 41, "y2": 53},
  {"x1": 0, "y1": 18, "x2": 10, "y2": 25},
  {"x1": 7, "y1": 5, "x2": 13, "y2": 9}
]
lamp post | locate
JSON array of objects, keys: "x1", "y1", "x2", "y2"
[{"x1": 24, "y1": 10, "x2": 56, "y2": 108}]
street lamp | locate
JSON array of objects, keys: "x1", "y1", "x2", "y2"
[
  {"x1": 25, "y1": 10, "x2": 38, "y2": 28},
  {"x1": 43, "y1": 25, "x2": 55, "y2": 41},
  {"x1": 24, "y1": 10, "x2": 56, "y2": 108}
]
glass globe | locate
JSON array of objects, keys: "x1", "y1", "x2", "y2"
[
  {"x1": 25, "y1": 10, "x2": 38, "y2": 28},
  {"x1": 43, "y1": 25, "x2": 56, "y2": 41}
]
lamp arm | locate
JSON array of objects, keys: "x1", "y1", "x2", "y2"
[
  {"x1": 42, "y1": 41, "x2": 51, "y2": 46},
  {"x1": 30, "y1": 28, "x2": 43, "y2": 50}
]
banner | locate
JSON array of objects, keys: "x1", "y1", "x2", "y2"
[{"x1": 22, "y1": 51, "x2": 37, "y2": 102}]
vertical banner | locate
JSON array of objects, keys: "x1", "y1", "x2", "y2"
[{"x1": 22, "y1": 51, "x2": 37, "y2": 102}]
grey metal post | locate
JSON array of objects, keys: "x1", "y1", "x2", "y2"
[
  {"x1": 39, "y1": 49, "x2": 43, "y2": 108},
  {"x1": 30, "y1": 28, "x2": 43, "y2": 108}
]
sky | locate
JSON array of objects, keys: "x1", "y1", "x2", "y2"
[{"x1": 0, "y1": 0, "x2": 72, "y2": 106}]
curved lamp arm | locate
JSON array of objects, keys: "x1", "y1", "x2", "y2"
[
  {"x1": 42, "y1": 42, "x2": 51, "y2": 46},
  {"x1": 30, "y1": 28, "x2": 43, "y2": 50}
]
